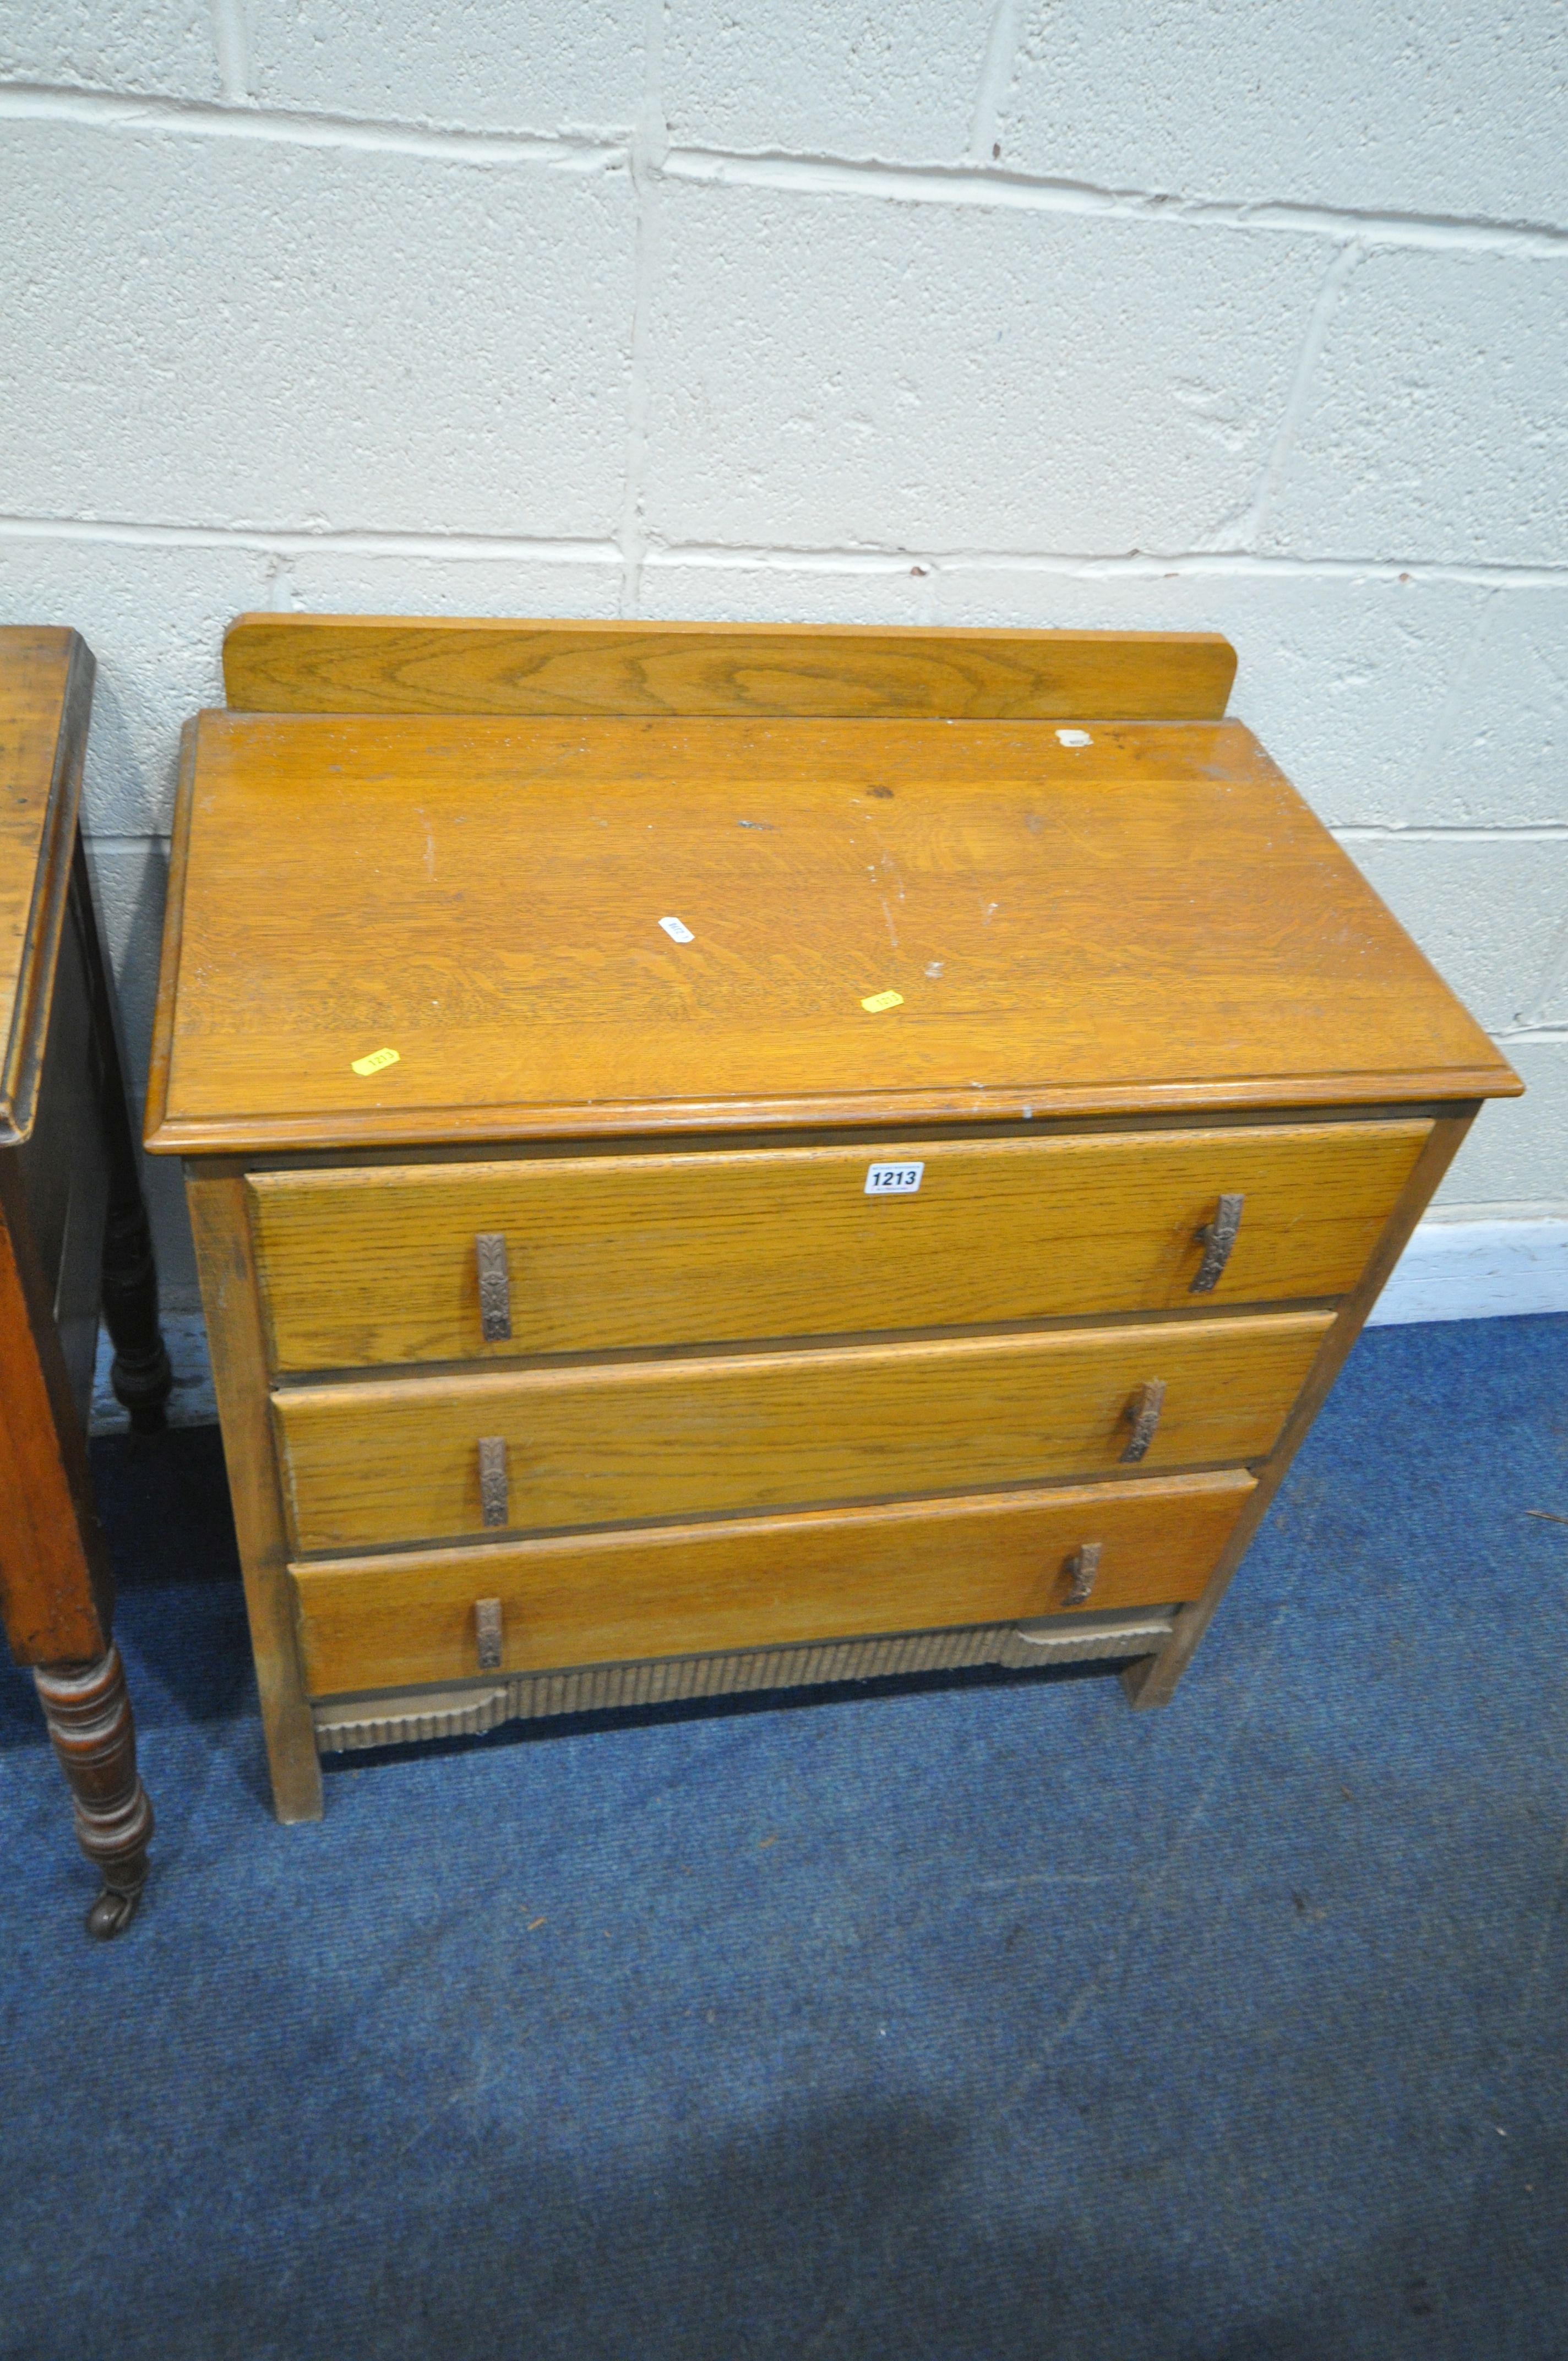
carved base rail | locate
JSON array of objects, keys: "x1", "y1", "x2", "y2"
[{"x1": 313, "y1": 1611, "x2": 1177, "y2": 1754}]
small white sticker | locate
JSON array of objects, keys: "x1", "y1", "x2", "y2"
[
  {"x1": 1056, "y1": 728, "x2": 1093, "y2": 748},
  {"x1": 658, "y1": 915, "x2": 694, "y2": 943},
  {"x1": 865, "y1": 1161, "x2": 924, "y2": 1196}
]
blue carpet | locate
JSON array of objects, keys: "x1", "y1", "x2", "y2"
[{"x1": 2, "y1": 1315, "x2": 1566, "y2": 2361}]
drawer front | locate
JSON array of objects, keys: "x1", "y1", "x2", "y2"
[
  {"x1": 291, "y1": 1469, "x2": 1256, "y2": 1696},
  {"x1": 249, "y1": 1120, "x2": 1426, "y2": 1372},
  {"x1": 274, "y1": 1309, "x2": 1329, "y2": 1554}
]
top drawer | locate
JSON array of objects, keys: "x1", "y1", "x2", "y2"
[{"x1": 248, "y1": 1119, "x2": 1427, "y2": 1373}]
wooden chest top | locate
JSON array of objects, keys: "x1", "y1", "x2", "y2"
[
  {"x1": 0, "y1": 627, "x2": 92, "y2": 1146},
  {"x1": 144, "y1": 618, "x2": 1518, "y2": 1157}
]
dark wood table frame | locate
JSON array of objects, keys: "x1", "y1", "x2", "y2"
[{"x1": 1, "y1": 628, "x2": 171, "y2": 1935}]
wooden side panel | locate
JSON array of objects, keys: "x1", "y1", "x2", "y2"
[
  {"x1": 274, "y1": 1309, "x2": 1331, "y2": 1553},
  {"x1": 143, "y1": 720, "x2": 198, "y2": 1168},
  {"x1": 0, "y1": 1155, "x2": 108, "y2": 1663},
  {"x1": 291, "y1": 1469, "x2": 1257, "y2": 1695},
  {"x1": 0, "y1": 627, "x2": 92, "y2": 1144},
  {"x1": 223, "y1": 617, "x2": 1238, "y2": 722},
  {"x1": 249, "y1": 1120, "x2": 1430, "y2": 1372},
  {"x1": 1125, "y1": 1108, "x2": 1479, "y2": 1710},
  {"x1": 186, "y1": 1170, "x2": 322, "y2": 1821}
]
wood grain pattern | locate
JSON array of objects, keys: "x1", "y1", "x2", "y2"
[
  {"x1": 1124, "y1": 1109, "x2": 1478, "y2": 1711},
  {"x1": 162, "y1": 621, "x2": 1522, "y2": 1805},
  {"x1": 273, "y1": 1309, "x2": 1330, "y2": 1553},
  {"x1": 1, "y1": 627, "x2": 92, "y2": 1144},
  {"x1": 143, "y1": 709, "x2": 1517, "y2": 1157},
  {"x1": 186, "y1": 1171, "x2": 323, "y2": 1820},
  {"x1": 0, "y1": 624, "x2": 171, "y2": 1919},
  {"x1": 223, "y1": 616, "x2": 1239, "y2": 722},
  {"x1": 290, "y1": 1469, "x2": 1257, "y2": 1695},
  {"x1": 249, "y1": 1120, "x2": 1429, "y2": 1372},
  {"x1": 0, "y1": 623, "x2": 116, "y2": 1667},
  {"x1": 0, "y1": 1156, "x2": 111, "y2": 1663}
]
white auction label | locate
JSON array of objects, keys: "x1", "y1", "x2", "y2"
[{"x1": 864, "y1": 1161, "x2": 924, "y2": 1196}]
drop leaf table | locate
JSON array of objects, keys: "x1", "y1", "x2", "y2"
[
  {"x1": 1, "y1": 627, "x2": 172, "y2": 1928},
  {"x1": 145, "y1": 617, "x2": 1520, "y2": 1824}
]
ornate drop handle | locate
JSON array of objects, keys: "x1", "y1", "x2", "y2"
[
  {"x1": 1120, "y1": 1378, "x2": 1166, "y2": 1464},
  {"x1": 475, "y1": 1597, "x2": 504, "y2": 1671},
  {"x1": 1065, "y1": 1541, "x2": 1103, "y2": 1606},
  {"x1": 476, "y1": 1232, "x2": 512, "y2": 1341},
  {"x1": 1189, "y1": 1193, "x2": 1244, "y2": 1294},
  {"x1": 478, "y1": 1436, "x2": 509, "y2": 1527}
]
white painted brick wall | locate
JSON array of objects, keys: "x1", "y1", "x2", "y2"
[
  {"x1": 664, "y1": 2, "x2": 996, "y2": 161},
  {"x1": 0, "y1": 3, "x2": 219, "y2": 99},
  {"x1": 245, "y1": 1, "x2": 646, "y2": 132},
  {"x1": 2, "y1": 2, "x2": 1564, "y2": 1311},
  {"x1": 997, "y1": 2, "x2": 1568, "y2": 220},
  {"x1": 1261, "y1": 248, "x2": 1568, "y2": 564},
  {"x1": 644, "y1": 189, "x2": 1325, "y2": 550}
]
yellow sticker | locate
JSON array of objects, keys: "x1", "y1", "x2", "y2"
[
  {"x1": 860, "y1": 990, "x2": 904, "y2": 1014},
  {"x1": 350, "y1": 1046, "x2": 401, "y2": 1076}
]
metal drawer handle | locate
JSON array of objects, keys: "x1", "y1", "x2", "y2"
[
  {"x1": 1190, "y1": 1193, "x2": 1244, "y2": 1294},
  {"x1": 476, "y1": 1232, "x2": 512, "y2": 1341},
  {"x1": 478, "y1": 1436, "x2": 509, "y2": 1527},
  {"x1": 1120, "y1": 1378, "x2": 1166, "y2": 1463},
  {"x1": 1065, "y1": 1541, "x2": 1103, "y2": 1606},
  {"x1": 475, "y1": 1596, "x2": 504, "y2": 1671}
]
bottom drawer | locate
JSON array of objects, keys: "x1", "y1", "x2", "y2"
[{"x1": 290, "y1": 1467, "x2": 1255, "y2": 1697}]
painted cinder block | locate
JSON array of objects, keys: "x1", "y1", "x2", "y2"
[
  {"x1": 994, "y1": 0, "x2": 1568, "y2": 222},
  {"x1": 281, "y1": 551, "x2": 624, "y2": 622},
  {"x1": 930, "y1": 568, "x2": 1568, "y2": 832},
  {"x1": 1434, "y1": 1042, "x2": 1568, "y2": 1214},
  {"x1": 0, "y1": 124, "x2": 636, "y2": 538},
  {"x1": 931, "y1": 568, "x2": 1477, "y2": 826},
  {"x1": 1340, "y1": 836, "x2": 1568, "y2": 1035},
  {"x1": 1265, "y1": 247, "x2": 1568, "y2": 567},
  {"x1": 0, "y1": 537, "x2": 272, "y2": 833},
  {"x1": 642, "y1": 184, "x2": 1324, "y2": 552},
  {"x1": 81, "y1": 835, "x2": 167, "y2": 1101},
  {"x1": 639, "y1": 557, "x2": 931, "y2": 625},
  {"x1": 244, "y1": 0, "x2": 644, "y2": 136},
  {"x1": 0, "y1": 0, "x2": 220, "y2": 100},
  {"x1": 3, "y1": 1, "x2": 1562, "y2": 1291},
  {"x1": 664, "y1": 0, "x2": 994, "y2": 163},
  {"x1": 1413, "y1": 589, "x2": 1568, "y2": 830}
]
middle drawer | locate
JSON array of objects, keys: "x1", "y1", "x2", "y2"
[{"x1": 273, "y1": 1308, "x2": 1331, "y2": 1554}]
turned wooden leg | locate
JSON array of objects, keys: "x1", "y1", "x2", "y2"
[
  {"x1": 34, "y1": 1646, "x2": 154, "y2": 1938},
  {"x1": 101, "y1": 1189, "x2": 173, "y2": 1434}
]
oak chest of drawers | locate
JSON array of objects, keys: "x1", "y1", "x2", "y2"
[{"x1": 145, "y1": 617, "x2": 1520, "y2": 1823}]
